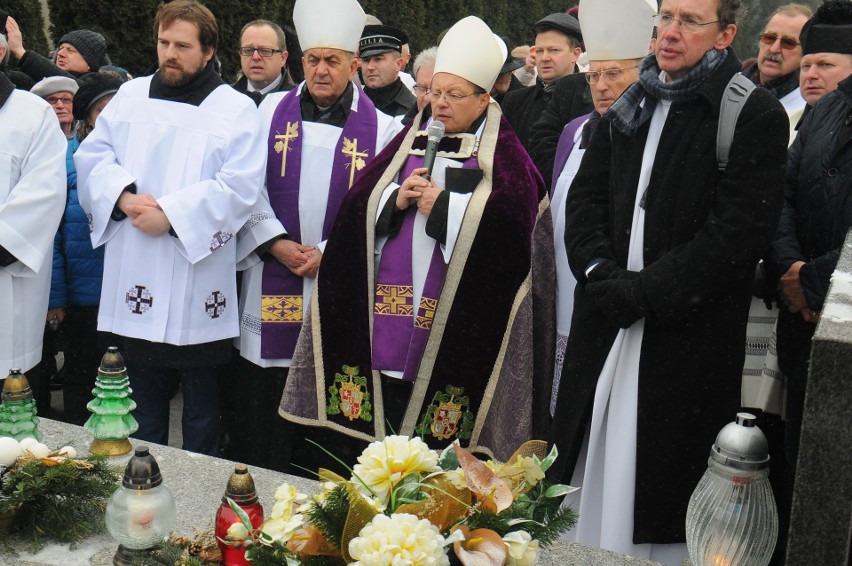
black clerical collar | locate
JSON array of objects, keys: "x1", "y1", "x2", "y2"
[
  {"x1": 467, "y1": 109, "x2": 487, "y2": 134},
  {"x1": 364, "y1": 77, "x2": 405, "y2": 105},
  {"x1": 149, "y1": 60, "x2": 224, "y2": 106},
  {"x1": 0, "y1": 72, "x2": 14, "y2": 110},
  {"x1": 300, "y1": 81, "x2": 354, "y2": 127}
]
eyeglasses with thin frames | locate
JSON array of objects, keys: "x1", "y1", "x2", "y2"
[
  {"x1": 413, "y1": 84, "x2": 429, "y2": 95},
  {"x1": 653, "y1": 14, "x2": 720, "y2": 33},
  {"x1": 238, "y1": 47, "x2": 284, "y2": 58},
  {"x1": 759, "y1": 32, "x2": 800, "y2": 50},
  {"x1": 584, "y1": 66, "x2": 639, "y2": 84},
  {"x1": 427, "y1": 90, "x2": 480, "y2": 104},
  {"x1": 46, "y1": 96, "x2": 74, "y2": 106}
]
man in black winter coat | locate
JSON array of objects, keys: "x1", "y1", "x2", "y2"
[
  {"x1": 550, "y1": 0, "x2": 789, "y2": 554},
  {"x1": 501, "y1": 12, "x2": 583, "y2": 151},
  {"x1": 768, "y1": 0, "x2": 852, "y2": 488},
  {"x1": 527, "y1": 72, "x2": 593, "y2": 187},
  {"x1": 5, "y1": 17, "x2": 108, "y2": 83}
]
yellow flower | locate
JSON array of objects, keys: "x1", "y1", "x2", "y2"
[
  {"x1": 269, "y1": 482, "x2": 307, "y2": 521},
  {"x1": 503, "y1": 531, "x2": 539, "y2": 566},
  {"x1": 348, "y1": 513, "x2": 449, "y2": 566},
  {"x1": 351, "y1": 435, "x2": 440, "y2": 503},
  {"x1": 260, "y1": 513, "x2": 304, "y2": 544}
]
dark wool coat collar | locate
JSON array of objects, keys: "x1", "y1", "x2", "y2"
[{"x1": 691, "y1": 50, "x2": 744, "y2": 118}]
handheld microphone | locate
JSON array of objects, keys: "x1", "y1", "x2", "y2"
[{"x1": 421, "y1": 120, "x2": 445, "y2": 180}]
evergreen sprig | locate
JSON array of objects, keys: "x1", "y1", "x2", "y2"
[
  {"x1": 304, "y1": 485, "x2": 350, "y2": 551},
  {"x1": 0, "y1": 456, "x2": 120, "y2": 552}
]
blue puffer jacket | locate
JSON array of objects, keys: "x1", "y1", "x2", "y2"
[{"x1": 49, "y1": 133, "x2": 104, "y2": 309}]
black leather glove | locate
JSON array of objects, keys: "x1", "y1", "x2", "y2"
[
  {"x1": 585, "y1": 277, "x2": 647, "y2": 328},
  {"x1": 587, "y1": 259, "x2": 639, "y2": 282}
]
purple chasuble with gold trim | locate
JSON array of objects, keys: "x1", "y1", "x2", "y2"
[
  {"x1": 371, "y1": 144, "x2": 479, "y2": 381},
  {"x1": 260, "y1": 88, "x2": 378, "y2": 359}
]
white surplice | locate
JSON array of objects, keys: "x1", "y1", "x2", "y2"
[
  {"x1": 0, "y1": 90, "x2": 67, "y2": 372},
  {"x1": 550, "y1": 119, "x2": 587, "y2": 415},
  {"x1": 564, "y1": 98, "x2": 687, "y2": 565},
  {"x1": 74, "y1": 76, "x2": 265, "y2": 345},
  {"x1": 235, "y1": 84, "x2": 401, "y2": 367},
  {"x1": 779, "y1": 88, "x2": 806, "y2": 147},
  {"x1": 372, "y1": 116, "x2": 485, "y2": 378}
]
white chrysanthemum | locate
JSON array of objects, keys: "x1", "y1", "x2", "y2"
[
  {"x1": 503, "y1": 531, "x2": 540, "y2": 566},
  {"x1": 351, "y1": 436, "x2": 440, "y2": 503},
  {"x1": 349, "y1": 513, "x2": 449, "y2": 566},
  {"x1": 260, "y1": 513, "x2": 304, "y2": 544}
]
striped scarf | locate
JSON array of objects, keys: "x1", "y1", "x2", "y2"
[{"x1": 606, "y1": 47, "x2": 730, "y2": 137}]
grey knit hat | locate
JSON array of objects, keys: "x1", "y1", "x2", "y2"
[{"x1": 57, "y1": 30, "x2": 108, "y2": 71}]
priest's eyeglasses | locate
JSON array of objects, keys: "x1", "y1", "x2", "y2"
[
  {"x1": 427, "y1": 90, "x2": 478, "y2": 104},
  {"x1": 759, "y1": 32, "x2": 800, "y2": 50},
  {"x1": 653, "y1": 14, "x2": 720, "y2": 33},
  {"x1": 584, "y1": 66, "x2": 639, "y2": 84},
  {"x1": 238, "y1": 47, "x2": 284, "y2": 57}
]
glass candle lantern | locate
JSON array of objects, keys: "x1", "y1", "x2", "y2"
[
  {"x1": 105, "y1": 446, "x2": 176, "y2": 564},
  {"x1": 686, "y1": 412, "x2": 778, "y2": 566},
  {"x1": 215, "y1": 464, "x2": 264, "y2": 565}
]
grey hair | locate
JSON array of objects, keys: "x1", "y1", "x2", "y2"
[
  {"x1": 0, "y1": 33, "x2": 9, "y2": 66},
  {"x1": 240, "y1": 19, "x2": 287, "y2": 51},
  {"x1": 412, "y1": 46, "x2": 438, "y2": 78}
]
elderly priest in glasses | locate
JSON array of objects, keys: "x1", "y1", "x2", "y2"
[
  {"x1": 226, "y1": 0, "x2": 400, "y2": 470},
  {"x1": 279, "y1": 15, "x2": 553, "y2": 471}
]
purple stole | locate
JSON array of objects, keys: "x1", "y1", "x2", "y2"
[
  {"x1": 371, "y1": 141, "x2": 479, "y2": 382},
  {"x1": 260, "y1": 86, "x2": 378, "y2": 359},
  {"x1": 550, "y1": 113, "x2": 590, "y2": 194}
]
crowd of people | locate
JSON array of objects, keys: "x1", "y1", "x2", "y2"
[{"x1": 1, "y1": 0, "x2": 850, "y2": 563}]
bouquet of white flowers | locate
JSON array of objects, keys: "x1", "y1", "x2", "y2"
[{"x1": 221, "y1": 437, "x2": 577, "y2": 565}]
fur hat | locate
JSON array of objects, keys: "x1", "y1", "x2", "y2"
[
  {"x1": 57, "y1": 29, "x2": 108, "y2": 71},
  {"x1": 801, "y1": 0, "x2": 852, "y2": 56},
  {"x1": 73, "y1": 72, "x2": 123, "y2": 121}
]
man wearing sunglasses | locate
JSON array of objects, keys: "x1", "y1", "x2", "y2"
[
  {"x1": 744, "y1": 4, "x2": 812, "y2": 144},
  {"x1": 232, "y1": 20, "x2": 294, "y2": 106}
]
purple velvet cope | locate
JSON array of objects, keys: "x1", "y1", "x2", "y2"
[
  {"x1": 371, "y1": 147, "x2": 479, "y2": 381},
  {"x1": 260, "y1": 88, "x2": 379, "y2": 359},
  {"x1": 551, "y1": 113, "x2": 591, "y2": 194},
  {"x1": 313, "y1": 115, "x2": 545, "y2": 444}
]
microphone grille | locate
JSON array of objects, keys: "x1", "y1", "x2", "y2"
[{"x1": 426, "y1": 120, "x2": 445, "y2": 142}]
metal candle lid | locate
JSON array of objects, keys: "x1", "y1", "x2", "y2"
[
  {"x1": 122, "y1": 446, "x2": 164, "y2": 490},
  {"x1": 222, "y1": 464, "x2": 259, "y2": 505},
  {"x1": 2, "y1": 368, "x2": 33, "y2": 401},
  {"x1": 709, "y1": 412, "x2": 770, "y2": 471},
  {"x1": 99, "y1": 346, "x2": 126, "y2": 373}
]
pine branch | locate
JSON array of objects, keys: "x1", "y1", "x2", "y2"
[{"x1": 304, "y1": 485, "x2": 350, "y2": 551}]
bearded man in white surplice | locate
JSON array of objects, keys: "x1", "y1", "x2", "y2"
[{"x1": 74, "y1": 0, "x2": 265, "y2": 456}]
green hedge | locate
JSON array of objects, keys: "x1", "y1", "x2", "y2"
[
  {"x1": 42, "y1": 0, "x2": 577, "y2": 81},
  {"x1": 37, "y1": 0, "x2": 834, "y2": 83}
]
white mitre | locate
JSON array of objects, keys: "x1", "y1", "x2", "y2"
[
  {"x1": 433, "y1": 16, "x2": 504, "y2": 92},
  {"x1": 294, "y1": 0, "x2": 366, "y2": 52},
  {"x1": 579, "y1": 0, "x2": 657, "y2": 60}
]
